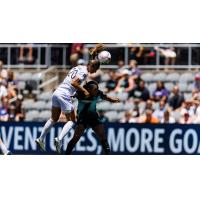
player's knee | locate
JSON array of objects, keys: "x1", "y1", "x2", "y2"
[{"x1": 64, "y1": 110, "x2": 76, "y2": 122}]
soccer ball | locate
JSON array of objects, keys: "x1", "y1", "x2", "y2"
[{"x1": 97, "y1": 51, "x2": 111, "y2": 64}]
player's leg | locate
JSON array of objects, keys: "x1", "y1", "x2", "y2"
[
  {"x1": 54, "y1": 98, "x2": 76, "y2": 154},
  {"x1": 54, "y1": 110, "x2": 76, "y2": 154},
  {"x1": 36, "y1": 92, "x2": 61, "y2": 151},
  {"x1": 0, "y1": 138, "x2": 10, "y2": 155},
  {"x1": 36, "y1": 106, "x2": 61, "y2": 151},
  {"x1": 92, "y1": 124, "x2": 110, "y2": 155},
  {"x1": 58, "y1": 110, "x2": 76, "y2": 142},
  {"x1": 65, "y1": 124, "x2": 85, "y2": 155},
  {"x1": 39, "y1": 106, "x2": 61, "y2": 141}
]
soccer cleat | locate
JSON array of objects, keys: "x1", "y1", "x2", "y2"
[
  {"x1": 6, "y1": 151, "x2": 12, "y2": 155},
  {"x1": 54, "y1": 138, "x2": 62, "y2": 154},
  {"x1": 35, "y1": 138, "x2": 46, "y2": 152}
]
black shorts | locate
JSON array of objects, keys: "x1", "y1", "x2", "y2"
[{"x1": 77, "y1": 112, "x2": 103, "y2": 128}]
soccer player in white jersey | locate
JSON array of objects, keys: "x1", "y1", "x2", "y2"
[
  {"x1": 0, "y1": 137, "x2": 11, "y2": 155},
  {"x1": 35, "y1": 55, "x2": 103, "y2": 153},
  {"x1": 35, "y1": 44, "x2": 104, "y2": 153}
]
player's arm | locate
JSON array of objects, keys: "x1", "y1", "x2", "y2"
[
  {"x1": 113, "y1": 77, "x2": 123, "y2": 92},
  {"x1": 124, "y1": 76, "x2": 135, "y2": 92},
  {"x1": 71, "y1": 77, "x2": 90, "y2": 97},
  {"x1": 99, "y1": 90, "x2": 120, "y2": 103},
  {"x1": 105, "y1": 95, "x2": 120, "y2": 103}
]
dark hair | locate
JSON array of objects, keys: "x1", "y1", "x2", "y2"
[
  {"x1": 156, "y1": 81, "x2": 165, "y2": 90},
  {"x1": 89, "y1": 44, "x2": 104, "y2": 59},
  {"x1": 88, "y1": 59, "x2": 100, "y2": 70},
  {"x1": 85, "y1": 81, "x2": 99, "y2": 90}
]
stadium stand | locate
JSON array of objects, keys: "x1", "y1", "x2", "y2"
[{"x1": 1, "y1": 43, "x2": 200, "y2": 124}]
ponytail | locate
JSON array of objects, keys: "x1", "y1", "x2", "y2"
[{"x1": 89, "y1": 44, "x2": 105, "y2": 59}]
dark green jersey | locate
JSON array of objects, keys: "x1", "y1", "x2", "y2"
[
  {"x1": 75, "y1": 90, "x2": 107, "y2": 128},
  {"x1": 76, "y1": 90, "x2": 107, "y2": 116}
]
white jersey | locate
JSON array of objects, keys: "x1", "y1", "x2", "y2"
[{"x1": 56, "y1": 65, "x2": 88, "y2": 96}]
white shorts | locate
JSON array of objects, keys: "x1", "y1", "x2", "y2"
[{"x1": 52, "y1": 90, "x2": 74, "y2": 114}]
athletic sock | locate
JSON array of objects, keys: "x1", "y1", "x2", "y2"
[
  {"x1": 58, "y1": 121, "x2": 75, "y2": 143},
  {"x1": 39, "y1": 119, "x2": 55, "y2": 142},
  {"x1": 0, "y1": 141, "x2": 9, "y2": 155},
  {"x1": 101, "y1": 140, "x2": 111, "y2": 155}
]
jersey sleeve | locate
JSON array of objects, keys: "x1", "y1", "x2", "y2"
[{"x1": 76, "y1": 71, "x2": 87, "y2": 83}]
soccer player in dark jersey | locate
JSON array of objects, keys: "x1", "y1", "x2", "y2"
[{"x1": 65, "y1": 81, "x2": 120, "y2": 155}]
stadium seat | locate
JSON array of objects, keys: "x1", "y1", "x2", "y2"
[
  {"x1": 117, "y1": 92, "x2": 129, "y2": 101},
  {"x1": 153, "y1": 73, "x2": 167, "y2": 82},
  {"x1": 18, "y1": 73, "x2": 33, "y2": 81},
  {"x1": 16, "y1": 73, "x2": 23, "y2": 81},
  {"x1": 107, "y1": 91, "x2": 117, "y2": 97},
  {"x1": 18, "y1": 81, "x2": 26, "y2": 90},
  {"x1": 184, "y1": 93, "x2": 193, "y2": 101},
  {"x1": 39, "y1": 111, "x2": 51, "y2": 121},
  {"x1": 104, "y1": 111, "x2": 118, "y2": 122},
  {"x1": 32, "y1": 73, "x2": 44, "y2": 81},
  {"x1": 110, "y1": 102, "x2": 124, "y2": 111},
  {"x1": 166, "y1": 73, "x2": 180, "y2": 83},
  {"x1": 123, "y1": 102, "x2": 135, "y2": 110},
  {"x1": 152, "y1": 102, "x2": 159, "y2": 110},
  {"x1": 172, "y1": 111, "x2": 181, "y2": 122},
  {"x1": 148, "y1": 83, "x2": 157, "y2": 95},
  {"x1": 32, "y1": 90, "x2": 41, "y2": 95},
  {"x1": 32, "y1": 101, "x2": 46, "y2": 110},
  {"x1": 37, "y1": 91, "x2": 52, "y2": 101},
  {"x1": 25, "y1": 110, "x2": 40, "y2": 121},
  {"x1": 22, "y1": 99, "x2": 35, "y2": 110},
  {"x1": 141, "y1": 73, "x2": 154, "y2": 83},
  {"x1": 165, "y1": 82, "x2": 174, "y2": 91},
  {"x1": 179, "y1": 73, "x2": 194, "y2": 83},
  {"x1": 187, "y1": 83, "x2": 194, "y2": 92},
  {"x1": 178, "y1": 82, "x2": 188, "y2": 92},
  {"x1": 117, "y1": 111, "x2": 125, "y2": 120},
  {"x1": 15, "y1": 72, "x2": 20, "y2": 80},
  {"x1": 43, "y1": 101, "x2": 52, "y2": 110},
  {"x1": 96, "y1": 102, "x2": 111, "y2": 111}
]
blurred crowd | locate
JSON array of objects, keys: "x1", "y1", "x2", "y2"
[
  {"x1": 0, "y1": 60, "x2": 25, "y2": 121},
  {"x1": 87, "y1": 58, "x2": 200, "y2": 124},
  {"x1": 1, "y1": 43, "x2": 200, "y2": 124}
]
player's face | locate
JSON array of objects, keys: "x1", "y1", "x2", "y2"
[{"x1": 88, "y1": 65, "x2": 97, "y2": 74}]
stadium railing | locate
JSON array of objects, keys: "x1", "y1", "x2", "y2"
[{"x1": 0, "y1": 43, "x2": 200, "y2": 70}]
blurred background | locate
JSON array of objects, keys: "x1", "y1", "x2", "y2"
[{"x1": 1, "y1": 43, "x2": 200, "y2": 124}]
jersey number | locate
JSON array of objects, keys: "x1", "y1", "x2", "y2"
[{"x1": 68, "y1": 69, "x2": 78, "y2": 79}]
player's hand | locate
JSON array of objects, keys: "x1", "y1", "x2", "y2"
[{"x1": 113, "y1": 98, "x2": 120, "y2": 103}]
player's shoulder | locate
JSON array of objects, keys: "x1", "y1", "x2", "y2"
[
  {"x1": 77, "y1": 65, "x2": 88, "y2": 73},
  {"x1": 75, "y1": 90, "x2": 85, "y2": 100},
  {"x1": 97, "y1": 90, "x2": 107, "y2": 99}
]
